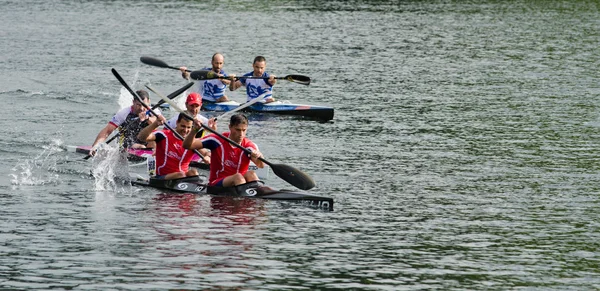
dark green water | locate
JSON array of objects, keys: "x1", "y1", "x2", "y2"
[{"x1": 2, "y1": 0, "x2": 600, "y2": 289}]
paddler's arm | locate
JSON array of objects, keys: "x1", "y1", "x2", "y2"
[
  {"x1": 267, "y1": 74, "x2": 277, "y2": 86},
  {"x1": 264, "y1": 74, "x2": 277, "y2": 103},
  {"x1": 89, "y1": 123, "x2": 117, "y2": 156},
  {"x1": 147, "y1": 107, "x2": 163, "y2": 123},
  {"x1": 207, "y1": 117, "x2": 217, "y2": 132},
  {"x1": 183, "y1": 118, "x2": 205, "y2": 150},
  {"x1": 229, "y1": 74, "x2": 242, "y2": 91},
  {"x1": 143, "y1": 110, "x2": 158, "y2": 124},
  {"x1": 219, "y1": 72, "x2": 231, "y2": 85},
  {"x1": 249, "y1": 149, "x2": 265, "y2": 168},
  {"x1": 179, "y1": 66, "x2": 191, "y2": 80},
  {"x1": 137, "y1": 115, "x2": 165, "y2": 142}
]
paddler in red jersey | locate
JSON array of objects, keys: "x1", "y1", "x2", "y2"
[
  {"x1": 165, "y1": 92, "x2": 215, "y2": 160},
  {"x1": 182, "y1": 113, "x2": 265, "y2": 187},
  {"x1": 137, "y1": 113, "x2": 210, "y2": 180}
]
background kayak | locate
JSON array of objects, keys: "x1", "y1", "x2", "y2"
[{"x1": 201, "y1": 100, "x2": 334, "y2": 121}]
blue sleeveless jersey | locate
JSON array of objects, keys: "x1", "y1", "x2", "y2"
[
  {"x1": 199, "y1": 67, "x2": 228, "y2": 102},
  {"x1": 239, "y1": 72, "x2": 273, "y2": 101}
]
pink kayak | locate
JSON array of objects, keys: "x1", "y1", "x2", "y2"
[{"x1": 75, "y1": 145, "x2": 208, "y2": 169}]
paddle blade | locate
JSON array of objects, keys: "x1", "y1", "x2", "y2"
[
  {"x1": 270, "y1": 163, "x2": 316, "y2": 190},
  {"x1": 140, "y1": 56, "x2": 170, "y2": 68},
  {"x1": 190, "y1": 70, "x2": 219, "y2": 81},
  {"x1": 286, "y1": 74, "x2": 311, "y2": 85}
]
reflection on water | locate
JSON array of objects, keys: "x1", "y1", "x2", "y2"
[
  {"x1": 139, "y1": 193, "x2": 270, "y2": 287},
  {"x1": 150, "y1": 193, "x2": 268, "y2": 239}
]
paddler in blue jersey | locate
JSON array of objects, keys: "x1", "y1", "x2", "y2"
[
  {"x1": 89, "y1": 89, "x2": 161, "y2": 156},
  {"x1": 178, "y1": 53, "x2": 232, "y2": 103},
  {"x1": 228, "y1": 56, "x2": 277, "y2": 103}
]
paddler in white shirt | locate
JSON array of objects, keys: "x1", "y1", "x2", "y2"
[
  {"x1": 228, "y1": 56, "x2": 277, "y2": 103},
  {"x1": 89, "y1": 89, "x2": 160, "y2": 156}
]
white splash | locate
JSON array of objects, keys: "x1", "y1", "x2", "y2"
[
  {"x1": 117, "y1": 86, "x2": 133, "y2": 110},
  {"x1": 90, "y1": 144, "x2": 130, "y2": 191},
  {"x1": 117, "y1": 71, "x2": 148, "y2": 110},
  {"x1": 10, "y1": 139, "x2": 64, "y2": 186}
]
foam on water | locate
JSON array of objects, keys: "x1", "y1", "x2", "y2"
[
  {"x1": 90, "y1": 144, "x2": 131, "y2": 191},
  {"x1": 9, "y1": 139, "x2": 65, "y2": 186}
]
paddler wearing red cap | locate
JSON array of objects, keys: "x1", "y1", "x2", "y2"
[{"x1": 165, "y1": 92, "x2": 216, "y2": 161}]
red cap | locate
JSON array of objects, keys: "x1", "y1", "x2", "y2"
[{"x1": 186, "y1": 92, "x2": 202, "y2": 106}]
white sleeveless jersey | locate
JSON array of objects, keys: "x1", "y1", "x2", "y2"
[
  {"x1": 196, "y1": 67, "x2": 228, "y2": 102},
  {"x1": 240, "y1": 72, "x2": 273, "y2": 102},
  {"x1": 110, "y1": 106, "x2": 162, "y2": 127}
]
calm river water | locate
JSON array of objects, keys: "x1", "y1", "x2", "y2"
[{"x1": 2, "y1": 0, "x2": 600, "y2": 290}]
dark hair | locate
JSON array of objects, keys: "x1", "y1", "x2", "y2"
[
  {"x1": 177, "y1": 113, "x2": 193, "y2": 122},
  {"x1": 253, "y1": 56, "x2": 266, "y2": 64},
  {"x1": 136, "y1": 90, "x2": 149, "y2": 101},
  {"x1": 229, "y1": 113, "x2": 248, "y2": 126}
]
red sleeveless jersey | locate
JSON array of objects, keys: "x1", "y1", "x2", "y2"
[
  {"x1": 154, "y1": 130, "x2": 196, "y2": 176},
  {"x1": 201, "y1": 132, "x2": 259, "y2": 186}
]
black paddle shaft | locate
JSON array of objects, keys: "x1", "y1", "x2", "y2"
[
  {"x1": 140, "y1": 56, "x2": 310, "y2": 85},
  {"x1": 111, "y1": 68, "x2": 205, "y2": 159},
  {"x1": 200, "y1": 127, "x2": 317, "y2": 190},
  {"x1": 109, "y1": 81, "x2": 193, "y2": 141},
  {"x1": 83, "y1": 82, "x2": 194, "y2": 160},
  {"x1": 189, "y1": 70, "x2": 311, "y2": 85}
]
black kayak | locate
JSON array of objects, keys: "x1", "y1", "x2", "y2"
[{"x1": 131, "y1": 176, "x2": 333, "y2": 211}]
